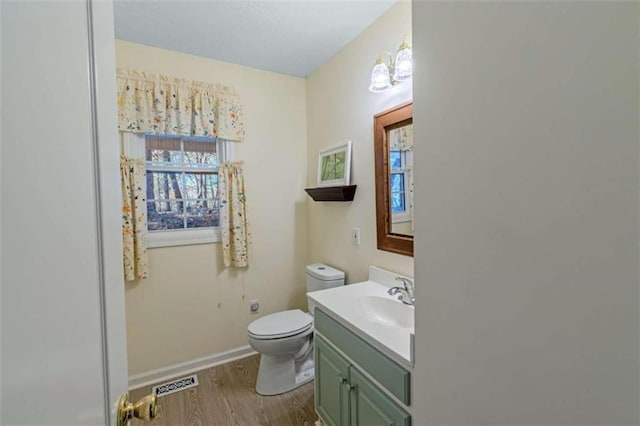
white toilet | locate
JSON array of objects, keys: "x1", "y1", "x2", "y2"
[{"x1": 247, "y1": 263, "x2": 345, "y2": 395}]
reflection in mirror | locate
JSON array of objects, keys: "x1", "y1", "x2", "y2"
[
  {"x1": 374, "y1": 102, "x2": 413, "y2": 257},
  {"x1": 388, "y1": 124, "x2": 413, "y2": 236}
]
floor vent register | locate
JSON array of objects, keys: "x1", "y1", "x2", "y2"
[{"x1": 152, "y1": 374, "x2": 199, "y2": 397}]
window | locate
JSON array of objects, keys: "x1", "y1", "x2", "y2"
[
  {"x1": 390, "y1": 149, "x2": 412, "y2": 223},
  {"x1": 144, "y1": 134, "x2": 230, "y2": 247}
]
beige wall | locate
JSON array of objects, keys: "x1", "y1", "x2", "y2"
[
  {"x1": 116, "y1": 41, "x2": 309, "y2": 376},
  {"x1": 412, "y1": 2, "x2": 639, "y2": 425},
  {"x1": 306, "y1": 1, "x2": 413, "y2": 284}
]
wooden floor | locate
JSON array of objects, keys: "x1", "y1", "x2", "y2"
[{"x1": 130, "y1": 355, "x2": 318, "y2": 426}]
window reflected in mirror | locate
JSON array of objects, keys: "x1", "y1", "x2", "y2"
[
  {"x1": 388, "y1": 124, "x2": 413, "y2": 236},
  {"x1": 374, "y1": 102, "x2": 413, "y2": 257}
]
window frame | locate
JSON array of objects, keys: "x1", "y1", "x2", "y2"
[{"x1": 144, "y1": 135, "x2": 233, "y2": 248}]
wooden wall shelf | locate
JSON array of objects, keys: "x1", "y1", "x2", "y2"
[{"x1": 305, "y1": 185, "x2": 357, "y2": 202}]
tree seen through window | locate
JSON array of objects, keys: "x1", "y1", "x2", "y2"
[{"x1": 145, "y1": 135, "x2": 219, "y2": 231}]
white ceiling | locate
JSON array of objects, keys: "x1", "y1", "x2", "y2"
[{"x1": 113, "y1": 0, "x2": 396, "y2": 78}]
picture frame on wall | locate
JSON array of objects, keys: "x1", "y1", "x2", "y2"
[{"x1": 317, "y1": 141, "x2": 352, "y2": 187}]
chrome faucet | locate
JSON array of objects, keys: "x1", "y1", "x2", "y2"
[{"x1": 387, "y1": 277, "x2": 415, "y2": 306}]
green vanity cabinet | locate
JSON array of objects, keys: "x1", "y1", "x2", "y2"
[
  {"x1": 314, "y1": 309, "x2": 410, "y2": 404},
  {"x1": 349, "y1": 367, "x2": 411, "y2": 426},
  {"x1": 315, "y1": 335, "x2": 351, "y2": 426},
  {"x1": 314, "y1": 309, "x2": 411, "y2": 426}
]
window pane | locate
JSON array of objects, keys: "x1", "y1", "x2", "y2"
[
  {"x1": 185, "y1": 200, "x2": 219, "y2": 228},
  {"x1": 390, "y1": 150, "x2": 402, "y2": 169},
  {"x1": 184, "y1": 139, "x2": 217, "y2": 167},
  {"x1": 183, "y1": 151, "x2": 217, "y2": 168},
  {"x1": 147, "y1": 171, "x2": 183, "y2": 200},
  {"x1": 147, "y1": 200, "x2": 184, "y2": 230},
  {"x1": 146, "y1": 148, "x2": 182, "y2": 164},
  {"x1": 391, "y1": 173, "x2": 404, "y2": 192},
  {"x1": 183, "y1": 173, "x2": 218, "y2": 200},
  {"x1": 391, "y1": 193, "x2": 405, "y2": 213},
  {"x1": 146, "y1": 136, "x2": 182, "y2": 164}
]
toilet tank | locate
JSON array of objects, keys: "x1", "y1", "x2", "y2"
[{"x1": 306, "y1": 263, "x2": 345, "y2": 293}]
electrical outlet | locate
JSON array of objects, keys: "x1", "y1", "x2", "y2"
[
  {"x1": 250, "y1": 299, "x2": 259, "y2": 314},
  {"x1": 352, "y1": 227, "x2": 360, "y2": 246}
]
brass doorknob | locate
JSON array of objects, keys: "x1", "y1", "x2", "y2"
[{"x1": 117, "y1": 392, "x2": 157, "y2": 426}]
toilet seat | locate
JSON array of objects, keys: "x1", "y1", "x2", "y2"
[{"x1": 248, "y1": 309, "x2": 313, "y2": 340}]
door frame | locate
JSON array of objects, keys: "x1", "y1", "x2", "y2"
[{"x1": 87, "y1": 0, "x2": 130, "y2": 423}]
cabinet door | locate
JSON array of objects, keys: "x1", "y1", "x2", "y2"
[
  {"x1": 315, "y1": 336, "x2": 351, "y2": 426},
  {"x1": 349, "y1": 367, "x2": 411, "y2": 426}
]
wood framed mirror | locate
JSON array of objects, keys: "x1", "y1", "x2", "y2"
[{"x1": 374, "y1": 102, "x2": 413, "y2": 257}]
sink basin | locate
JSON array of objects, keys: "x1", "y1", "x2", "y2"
[
  {"x1": 307, "y1": 277, "x2": 415, "y2": 363},
  {"x1": 356, "y1": 296, "x2": 414, "y2": 329}
]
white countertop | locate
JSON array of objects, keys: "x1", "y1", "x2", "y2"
[{"x1": 308, "y1": 280, "x2": 414, "y2": 368}]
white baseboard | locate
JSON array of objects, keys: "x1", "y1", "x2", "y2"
[{"x1": 128, "y1": 345, "x2": 257, "y2": 390}]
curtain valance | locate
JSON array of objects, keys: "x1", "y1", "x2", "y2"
[
  {"x1": 389, "y1": 124, "x2": 413, "y2": 151},
  {"x1": 116, "y1": 69, "x2": 245, "y2": 142}
]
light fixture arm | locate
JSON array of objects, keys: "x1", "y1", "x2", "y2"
[{"x1": 375, "y1": 50, "x2": 395, "y2": 68}]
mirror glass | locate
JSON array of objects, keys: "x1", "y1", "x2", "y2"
[
  {"x1": 374, "y1": 102, "x2": 413, "y2": 257},
  {"x1": 388, "y1": 124, "x2": 413, "y2": 236}
]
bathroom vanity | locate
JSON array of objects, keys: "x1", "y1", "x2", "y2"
[{"x1": 308, "y1": 267, "x2": 414, "y2": 426}]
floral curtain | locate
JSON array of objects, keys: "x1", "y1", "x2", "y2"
[
  {"x1": 218, "y1": 162, "x2": 251, "y2": 267},
  {"x1": 389, "y1": 124, "x2": 413, "y2": 151},
  {"x1": 120, "y1": 153, "x2": 149, "y2": 281},
  {"x1": 116, "y1": 69, "x2": 245, "y2": 142}
]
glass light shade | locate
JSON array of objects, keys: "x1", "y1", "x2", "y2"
[
  {"x1": 369, "y1": 62, "x2": 392, "y2": 93},
  {"x1": 393, "y1": 47, "x2": 413, "y2": 81}
]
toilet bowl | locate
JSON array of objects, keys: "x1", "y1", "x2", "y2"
[
  {"x1": 248, "y1": 309, "x2": 314, "y2": 396},
  {"x1": 247, "y1": 264, "x2": 345, "y2": 396}
]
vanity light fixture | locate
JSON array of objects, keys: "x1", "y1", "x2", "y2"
[{"x1": 369, "y1": 35, "x2": 413, "y2": 93}]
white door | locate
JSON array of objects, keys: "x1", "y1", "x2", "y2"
[{"x1": 1, "y1": 0, "x2": 131, "y2": 424}]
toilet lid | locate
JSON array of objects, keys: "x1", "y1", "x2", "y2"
[{"x1": 248, "y1": 309, "x2": 312, "y2": 339}]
